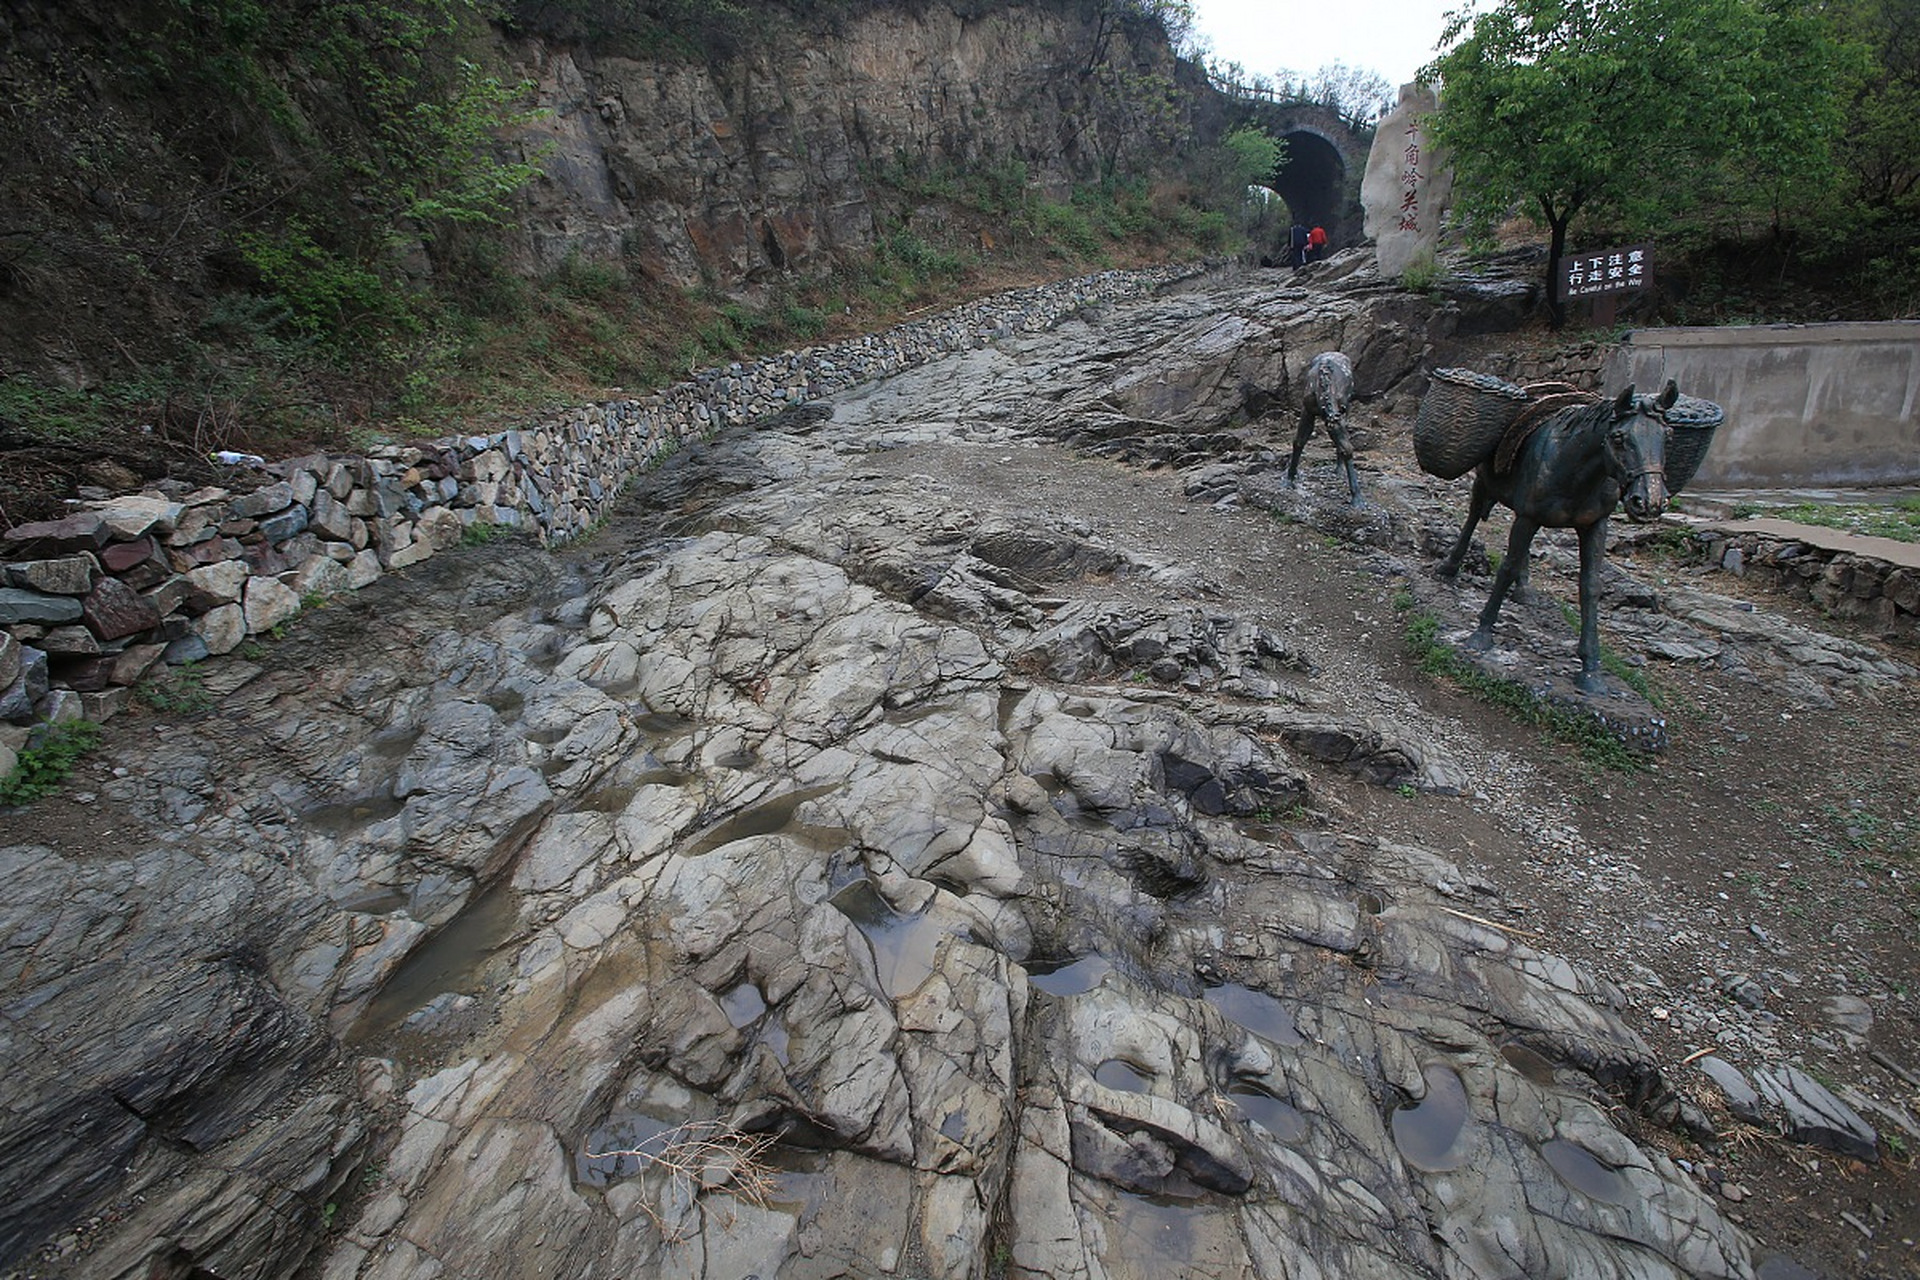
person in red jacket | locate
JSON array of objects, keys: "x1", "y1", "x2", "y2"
[{"x1": 1307, "y1": 225, "x2": 1328, "y2": 261}]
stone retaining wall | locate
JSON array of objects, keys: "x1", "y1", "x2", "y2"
[
  {"x1": 0, "y1": 264, "x2": 1204, "y2": 732},
  {"x1": 1465, "y1": 339, "x2": 1614, "y2": 392},
  {"x1": 1687, "y1": 526, "x2": 1920, "y2": 648}
]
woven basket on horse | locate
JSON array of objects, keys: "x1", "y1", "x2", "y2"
[
  {"x1": 1663, "y1": 394, "x2": 1725, "y2": 495},
  {"x1": 1413, "y1": 368, "x2": 1532, "y2": 479}
]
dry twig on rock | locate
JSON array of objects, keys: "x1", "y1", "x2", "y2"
[{"x1": 586, "y1": 1119, "x2": 781, "y2": 1241}]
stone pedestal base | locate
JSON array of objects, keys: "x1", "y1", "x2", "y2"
[{"x1": 1449, "y1": 640, "x2": 1669, "y2": 754}]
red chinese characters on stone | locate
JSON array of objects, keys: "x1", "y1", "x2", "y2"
[{"x1": 1397, "y1": 120, "x2": 1423, "y2": 233}]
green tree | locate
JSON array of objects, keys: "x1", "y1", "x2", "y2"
[
  {"x1": 1274, "y1": 61, "x2": 1395, "y2": 129},
  {"x1": 1223, "y1": 125, "x2": 1285, "y2": 190},
  {"x1": 1822, "y1": 0, "x2": 1920, "y2": 310},
  {"x1": 1068, "y1": 0, "x2": 1201, "y2": 184},
  {"x1": 1427, "y1": 0, "x2": 1854, "y2": 325},
  {"x1": 1830, "y1": 0, "x2": 1920, "y2": 212}
]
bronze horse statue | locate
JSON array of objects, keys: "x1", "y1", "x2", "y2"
[
  {"x1": 1283, "y1": 351, "x2": 1362, "y2": 505},
  {"x1": 1435, "y1": 381, "x2": 1679, "y2": 694}
]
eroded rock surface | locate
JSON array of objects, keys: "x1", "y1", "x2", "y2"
[{"x1": 7, "y1": 269, "x2": 1857, "y2": 1280}]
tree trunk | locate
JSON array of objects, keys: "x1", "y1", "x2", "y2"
[{"x1": 1541, "y1": 197, "x2": 1576, "y2": 330}]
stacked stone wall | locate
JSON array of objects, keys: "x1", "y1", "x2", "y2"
[
  {"x1": 1690, "y1": 528, "x2": 1920, "y2": 648},
  {"x1": 1469, "y1": 340, "x2": 1614, "y2": 392},
  {"x1": 0, "y1": 264, "x2": 1203, "y2": 731}
]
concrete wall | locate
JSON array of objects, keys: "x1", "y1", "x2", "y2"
[{"x1": 1607, "y1": 321, "x2": 1920, "y2": 489}]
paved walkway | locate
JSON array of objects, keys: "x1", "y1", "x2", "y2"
[
  {"x1": 1693, "y1": 517, "x2": 1920, "y2": 570},
  {"x1": 1672, "y1": 488, "x2": 1920, "y2": 570}
]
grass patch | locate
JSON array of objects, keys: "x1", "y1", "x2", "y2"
[
  {"x1": 1821, "y1": 801, "x2": 1918, "y2": 862},
  {"x1": 458, "y1": 520, "x2": 518, "y2": 547},
  {"x1": 134, "y1": 664, "x2": 215, "y2": 715},
  {"x1": 1632, "y1": 527, "x2": 1708, "y2": 565},
  {"x1": 1399, "y1": 603, "x2": 1644, "y2": 772},
  {"x1": 1731, "y1": 496, "x2": 1920, "y2": 543},
  {"x1": 1, "y1": 720, "x2": 104, "y2": 805},
  {"x1": 1555, "y1": 602, "x2": 1664, "y2": 706}
]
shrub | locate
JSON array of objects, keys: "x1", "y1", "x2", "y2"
[{"x1": 1, "y1": 720, "x2": 104, "y2": 806}]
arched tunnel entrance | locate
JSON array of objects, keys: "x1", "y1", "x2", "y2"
[
  {"x1": 1231, "y1": 97, "x2": 1371, "y2": 265},
  {"x1": 1264, "y1": 129, "x2": 1355, "y2": 260}
]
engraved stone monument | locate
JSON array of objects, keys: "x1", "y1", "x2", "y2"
[{"x1": 1362, "y1": 83, "x2": 1453, "y2": 280}]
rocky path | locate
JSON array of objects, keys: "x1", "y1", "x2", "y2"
[{"x1": 3, "y1": 268, "x2": 1914, "y2": 1280}]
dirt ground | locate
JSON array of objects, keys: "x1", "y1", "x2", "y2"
[{"x1": 7, "y1": 376, "x2": 1917, "y2": 1279}]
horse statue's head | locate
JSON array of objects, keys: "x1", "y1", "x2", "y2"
[{"x1": 1605, "y1": 380, "x2": 1679, "y2": 522}]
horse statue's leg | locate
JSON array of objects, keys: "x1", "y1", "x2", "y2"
[
  {"x1": 1435, "y1": 472, "x2": 1494, "y2": 581},
  {"x1": 1327, "y1": 416, "x2": 1363, "y2": 506},
  {"x1": 1282, "y1": 401, "x2": 1315, "y2": 489},
  {"x1": 1465, "y1": 516, "x2": 1539, "y2": 651},
  {"x1": 1574, "y1": 516, "x2": 1610, "y2": 693}
]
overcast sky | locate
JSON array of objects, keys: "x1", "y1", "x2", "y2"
[{"x1": 1187, "y1": 0, "x2": 1467, "y2": 93}]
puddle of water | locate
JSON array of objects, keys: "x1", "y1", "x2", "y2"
[
  {"x1": 574, "y1": 762, "x2": 697, "y2": 815},
  {"x1": 1391, "y1": 1064, "x2": 1470, "y2": 1172},
  {"x1": 484, "y1": 688, "x2": 525, "y2": 718},
  {"x1": 334, "y1": 885, "x2": 410, "y2": 914},
  {"x1": 1228, "y1": 1084, "x2": 1308, "y2": 1143},
  {"x1": 302, "y1": 792, "x2": 405, "y2": 836},
  {"x1": 575, "y1": 1104, "x2": 683, "y2": 1189},
  {"x1": 720, "y1": 982, "x2": 767, "y2": 1027},
  {"x1": 828, "y1": 878, "x2": 950, "y2": 999},
  {"x1": 996, "y1": 688, "x2": 1025, "y2": 735},
  {"x1": 1106, "y1": 1191, "x2": 1209, "y2": 1267},
  {"x1": 1093, "y1": 1059, "x2": 1154, "y2": 1093},
  {"x1": 1027, "y1": 955, "x2": 1113, "y2": 996},
  {"x1": 574, "y1": 781, "x2": 643, "y2": 813},
  {"x1": 347, "y1": 881, "x2": 522, "y2": 1048},
  {"x1": 1540, "y1": 1139, "x2": 1631, "y2": 1205},
  {"x1": 633, "y1": 710, "x2": 691, "y2": 737},
  {"x1": 682, "y1": 784, "x2": 846, "y2": 857},
  {"x1": 758, "y1": 1015, "x2": 791, "y2": 1066},
  {"x1": 1230, "y1": 819, "x2": 1292, "y2": 846},
  {"x1": 713, "y1": 749, "x2": 759, "y2": 770},
  {"x1": 1755, "y1": 1258, "x2": 1821, "y2": 1280},
  {"x1": 1500, "y1": 1042, "x2": 1559, "y2": 1086},
  {"x1": 1203, "y1": 983, "x2": 1305, "y2": 1047},
  {"x1": 758, "y1": 1148, "x2": 825, "y2": 1216},
  {"x1": 365, "y1": 727, "x2": 422, "y2": 760}
]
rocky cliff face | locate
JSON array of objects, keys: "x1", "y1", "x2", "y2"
[
  {"x1": 0, "y1": 0, "x2": 1205, "y2": 395},
  {"x1": 503, "y1": 2, "x2": 1204, "y2": 291}
]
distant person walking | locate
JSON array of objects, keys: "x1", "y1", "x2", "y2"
[
  {"x1": 1289, "y1": 222, "x2": 1309, "y2": 270},
  {"x1": 1308, "y1": 225, "x2": 1328, "y2": 261}
]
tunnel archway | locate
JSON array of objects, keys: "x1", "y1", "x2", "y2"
[
  {"x1": 1268, "y1": 130, "x2": 1348, "y2": 241},
  {"x1": 1233, "y1": 98, "x2": 1372, "y2": 263}
]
